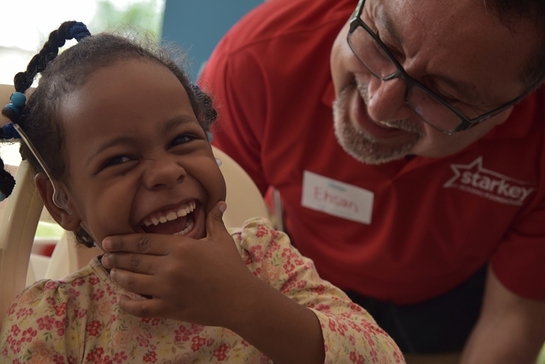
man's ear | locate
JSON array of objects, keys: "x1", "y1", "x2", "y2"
[{"x1": 34, "y1": 173, "x2": 81, "y2": 231}]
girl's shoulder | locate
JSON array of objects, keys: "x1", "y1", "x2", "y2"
[
  {"x1": 5, "y1": 258, "x2": 112, "y2": 317},
  {"x1": 0, "y1": 259, "x2": 120, "y2": 361}
]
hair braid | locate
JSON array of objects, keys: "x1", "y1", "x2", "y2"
[
  {"x1": 13, "y1": 21, "x2": 79, "y2": 93},
  {"x1": 0, "y1": 157, "x2": 16, "y2": 201},
  {"x1": 1, "y1": 21, "x2": 90, "y2": 201}
]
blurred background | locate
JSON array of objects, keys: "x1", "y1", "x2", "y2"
[{"x1": 0, "y1": 0, "x2": 165, "y2": 85}]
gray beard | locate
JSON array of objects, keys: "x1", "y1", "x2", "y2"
[{"x1": 332, "y1": 79, "x2": 425, "y2": 165}]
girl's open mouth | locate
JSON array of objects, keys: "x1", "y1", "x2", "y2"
[{"x1": 140, "y1": 200, "x2": 197, "y2": 236}]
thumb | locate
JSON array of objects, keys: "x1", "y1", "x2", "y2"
[{"x1": 205, "y1": 201, "x2": 228, "y2": 240}]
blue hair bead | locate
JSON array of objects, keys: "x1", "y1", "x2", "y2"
[
  {"x1": 2, "y1": 123, "x2": 21, "y2": 140},
  {"x1": 3, "y1": 92, "x2": 26, "y2": 117},
  {"x1": 0, "y1": 191, "x2": 7, "y2": 202},
  {"x1": 10, "y1": 92, "x2": 26, "y2": 107},
  {"x1": 207, "y1": 132, "x2": 213, "y2": 142},
  {"x1": 3, "y1": 103, "x2": 18, "y2": 114}
]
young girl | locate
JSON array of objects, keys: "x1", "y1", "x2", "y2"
[{"x1": 0, "y1": 21, "x2": 403, "y2": 363}]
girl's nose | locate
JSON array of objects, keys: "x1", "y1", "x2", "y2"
[
  {"x1": 365, "y1": 76, "x2": 412, "y2": 123},
  {"x1": 143, "y1": 157, "x2": 186, "y2": 190}
]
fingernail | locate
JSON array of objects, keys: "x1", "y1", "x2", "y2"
[
  {"x1": 102, "y1": 238, "x2": 112, "y2": 251},
  {"x1": 219, "y1": 202, "x2": 227, "y2": 213},
  {"x1": 101, "y1": 253, "x2": 111, "y2": 268}
]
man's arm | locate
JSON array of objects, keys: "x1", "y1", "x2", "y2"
[{"x1": 461, "y1": 267, "x2": 545, "y2": 364}]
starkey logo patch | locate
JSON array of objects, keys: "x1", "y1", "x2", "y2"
[{"x1": 443, "y1": 157, "x2": 535, "y2": 206}]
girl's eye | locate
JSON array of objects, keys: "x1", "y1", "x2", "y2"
[
  {"x1": 102, "y1": 155, "x2": 132, "y2": 169},
  {"x1": 170, "y1": 134, "x2": 197, "y2": 148}
]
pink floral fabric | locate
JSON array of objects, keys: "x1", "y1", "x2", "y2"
[{"x1": 0, "y1": 218, "x2": 404, "y2": 363}]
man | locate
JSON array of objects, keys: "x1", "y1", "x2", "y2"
[{"x1": 198, "y1": 0, "x2": 545, "y2": 362}]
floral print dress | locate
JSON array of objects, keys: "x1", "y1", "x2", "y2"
[{"x1": 0, "y1": 218, "x2": 404, "y2": 363}]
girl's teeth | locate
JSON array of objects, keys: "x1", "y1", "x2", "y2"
[
  {"x1": 166, "y1": 211, "x2": 177, "y2": 221},
  {"x1": 143, "y1": 201, "x2": 197, "y2": 228},
  {"x1": 173, "y1": 218, "x2": 194, "y2": 236}
]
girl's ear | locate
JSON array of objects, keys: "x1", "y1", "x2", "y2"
[{"x1": 34, "y1": 173, "x2": 81, "y2": 231}]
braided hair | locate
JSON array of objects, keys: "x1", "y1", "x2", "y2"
[
  {"x1": 0, "y1": 21, "x2": 89, "y2": 200},
  {"x1": 0, "y1": 21, "x2": 217, "y2": 244}
]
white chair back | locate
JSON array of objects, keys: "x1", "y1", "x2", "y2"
[{"x1": 0, "y1": 161, "x2": 43, "y2": 328}]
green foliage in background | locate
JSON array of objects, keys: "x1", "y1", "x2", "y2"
[
  {"x1": 90, "y1": 0, "x2": 164, "y2": 39},
  {"x1": 538, "y1": 344, "x2": 545, "y2": 364},
  {"x1": 36, "y1": 222, "x2": 65, "y2": 239}
]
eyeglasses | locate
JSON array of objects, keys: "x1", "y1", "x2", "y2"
[{"x1": 347, "y1": 0, "x2": 528, "y2": 135}]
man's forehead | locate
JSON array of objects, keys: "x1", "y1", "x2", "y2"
[
  {"x1": 367, "y1": 0, "x2": 484, "y2": 97},
  {"x1": 357, "y1": 0, "x2": 535, "y2": 107}
]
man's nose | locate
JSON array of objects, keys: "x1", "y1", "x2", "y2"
[{"x1": 365, "y1": 76, "x2": 413, "y2": 122}]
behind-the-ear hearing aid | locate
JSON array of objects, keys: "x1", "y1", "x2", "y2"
[
  {"x1": 13, "y1": 124, "x2": 72, "y2": 214},
  {"x1": 52, "y1": 188, "x2": 71, "y2": 214}
]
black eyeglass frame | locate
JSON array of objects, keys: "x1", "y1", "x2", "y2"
[{"x1": 347, "y1": 0, "x2": 529, "y2": 134}]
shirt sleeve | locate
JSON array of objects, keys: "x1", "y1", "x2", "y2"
[
  {"x1": 234, "y1": 217, "x2": 405, "y2": 363},
  {"x1": 198, "y1": 33, "x2": 270, "y2": 195}
]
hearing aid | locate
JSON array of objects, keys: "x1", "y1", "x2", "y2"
[{"x1": 12, "y1": 124, "x2": 72, "y2": 214}]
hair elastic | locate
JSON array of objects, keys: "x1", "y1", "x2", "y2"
[
  {"x1": 69, "y1": 22, "x2": 91, "y2": 41},
  {"x1": 1, "y1": 123, "x2": 21, "y2": 140}
]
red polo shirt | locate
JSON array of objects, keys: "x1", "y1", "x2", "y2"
[{"x1": 199, "y1": 0, "x2": 545, "y2": 304}]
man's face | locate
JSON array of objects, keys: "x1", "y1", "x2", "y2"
[{"x1": 330, "y1": 0, "x2": 538, "y2": 164}]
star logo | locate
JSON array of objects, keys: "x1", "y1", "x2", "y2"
[{"x1": 443, "y1": 157, "x2": 535, "y2": 206}]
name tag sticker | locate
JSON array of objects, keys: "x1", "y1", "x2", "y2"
[{"x1": 301, "y1": 171, "x2": 374, "y2": 224}]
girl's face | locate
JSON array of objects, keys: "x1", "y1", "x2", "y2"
[{"x1": 53, "y1": 59, "x2": 226, "y2": 246}]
